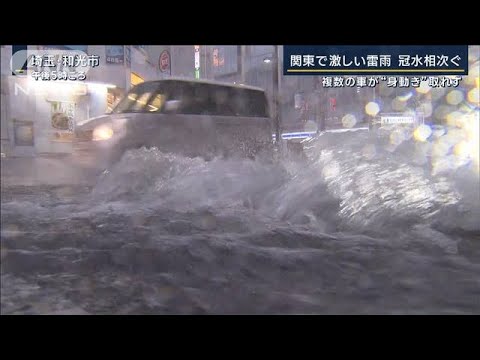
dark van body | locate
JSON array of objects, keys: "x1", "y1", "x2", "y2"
[{"x1": 73, "y1": 78, "x2": 274, "y2": 170}]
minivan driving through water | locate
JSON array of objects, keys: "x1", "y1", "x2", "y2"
[{"x1": 73, "y1": 78, "x2": 274, "y2": 172}]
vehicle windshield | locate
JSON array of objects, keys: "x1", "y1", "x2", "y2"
[
  {"x1": 113, "y1": 81, "x2": 166, "y2": 113},
  {"x1": 112, "y1": 80, "x2": 269, "y2": 117}
]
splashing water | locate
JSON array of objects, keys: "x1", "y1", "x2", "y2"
[
  {"x1": 88, "y1": 125, "x2": 479, "y2": 238},
  {"x1": 2, "y1": 123, "x2": 480, "y2": 314}
]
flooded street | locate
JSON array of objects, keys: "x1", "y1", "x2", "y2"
[{"x1": 2, "y1": 130, "x2": 479, "y2": 314}]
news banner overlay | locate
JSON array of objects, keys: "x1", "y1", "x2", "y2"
[
  {"x1": 284, "y1": 45, "x2": 469, "y2": 76},
  {"x1": 10, "y1": 46, "x2": 99, "y2": 81}
]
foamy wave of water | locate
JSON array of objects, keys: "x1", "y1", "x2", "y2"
[
  {"x1": 302, "y1": 130, "x2": 479, "y2": 234},
  {"x1": 87, "y1": 129, "x2": 479, "y2": 237}
]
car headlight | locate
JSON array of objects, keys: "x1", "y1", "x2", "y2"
[{"x1": 92, "y1": 125, "x2": 114, "y2": 141}]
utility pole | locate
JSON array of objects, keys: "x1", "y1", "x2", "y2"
[
  {"x1": 240, "y1": 46, "x2": 246, "y2": 83},
  {"x1": 194, "y1": 45, "x2": 200, "y2": 79},
  {"x1": 272, "y1": 45, "x2": 281, "y2": 145}
]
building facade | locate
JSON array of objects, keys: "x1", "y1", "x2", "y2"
[{"x1": 0, "y1": 45, "x2": 165, "y2": 157}]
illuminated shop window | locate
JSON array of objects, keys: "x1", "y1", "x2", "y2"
[{"x1": 131, "y1": 72, "x2": 144, "y2": 87}]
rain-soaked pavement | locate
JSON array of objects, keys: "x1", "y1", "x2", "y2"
[{"x1": 1, "y1": 130, "x2": 480, "y2": 314}]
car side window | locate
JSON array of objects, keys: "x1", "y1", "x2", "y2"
[
  {"x1": 147, "y1": 94, "x2": 166, "y2": 112},
  {"x1": 114, "y1": 81, "x2": 269, "y2": 118},
  {"x1": 164, "y1": 83, "x2": 212, "y2": 115},
  {"x1": 229, "y1": 88, "x2": 268, "y2": 117},
  {"x1": 130, "y1": 92, "x2": 154, "y2": 111},
  {"x1": 212, "y1": 87, "x2": 235, "y2": 116},
  {"x1": 247, "y1": 90, "x2": 269, "y2": 117}
]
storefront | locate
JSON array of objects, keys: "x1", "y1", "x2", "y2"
[
  {"x1": 5, "y1": 75, "x2": 115, "y2": 156},
  {"x1": 1, "y1": 45, "x2": 171, "y2": 157}
]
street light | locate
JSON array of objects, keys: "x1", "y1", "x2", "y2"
[{"x1": 263, "y1": 46, "x2": 281, "y2": 145}]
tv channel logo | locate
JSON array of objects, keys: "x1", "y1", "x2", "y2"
[{"x1": 11, "y1": 45, "x2": 28, "y2": 76}]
